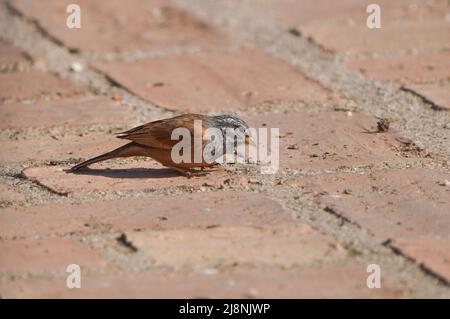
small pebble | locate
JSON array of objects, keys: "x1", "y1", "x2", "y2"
[
  {"x1": 245, "y1": 288, "x2": 260, "y2": 298},
  {"x1": 288, "y1": 28, "x2": 302, "y2": 37},
  {"x1": 377, "y1": 118, "x2": 390, "y2": 132},
  {"x1": 70, "y1": 62, "x2": 83, "y2": 72},
  {"x1": 200, "y1": 268, "x2": 219, "y2": 275},
  {"x1": 438, "y1": 180, "x2": 450, "y2": 187}
]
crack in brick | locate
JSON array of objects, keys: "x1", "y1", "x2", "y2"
[
  {"x1": 400, "y1": 86, "x2": 447, "y2": 112},
  {"x1": 6, "y1": 1, "x2": 67, "y2": 51},
  {"x1": 323, "y1": 206, "x2": 361, "y2": 229},
  {"x1": 116, "y1": 233, "x2": 138, "y2": 253},
  {"x1": 383, "y1": 240, "x2": 450, "y2": 287},
  {"x1": 19, "y1": 171, "x2": 68, "y2": 197}
]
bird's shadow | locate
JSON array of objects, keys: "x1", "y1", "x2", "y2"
[{"x1": 65, "y1": 167, "x2": 182, "y2": 179}]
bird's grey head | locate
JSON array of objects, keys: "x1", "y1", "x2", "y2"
[
  {"x1": 204, "y1": 115, "x2": 253, "y2": 160},
  {"x1": 209, "y1": 114, "x2": 249, "y2": 131}
]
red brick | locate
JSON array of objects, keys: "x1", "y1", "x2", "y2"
[
  {"x1": 0, "y1": 192, "x2": 288, "y2": 238},
  {"x1": 346, "y1": 52, "x2": 450, "y2": 84},
  {"x1": 124, "y1": 224, "x2": 346, "y2": 269},
  {"x1": 273, "y1": 0, "x2": 449, "y2": 54},
  {"x1": 0, "y1": 238, "x2": 108, "y2": 273},
  {"x1": 0, "y1": 263, "x2": 408, "y2": 298},
  {"x1": 22, "y1": 161, "x2": 240, "y2": 195},
  {"x1": 291, "y1": 168, "x2": 450, "y2": 285},
  {"x1": 272, "y1": 0, "x2": 429, "y2": 27},
  {"x1": 292, "y1": 169, "x2": 450, "y2": 239},
  {"x1": 244, "y1": 111, "x2": 417, "y2": 170},
  {"x1": 0, "y1": 183, "x2": 25, "y2": 204},
  {"x1": 303, "y1": 20, "x2": 449, "y2": 54},
  {"x1": 406, "y1": 83, "x2": 450, "y2": 110},
  {"x1": 0, "y1": 132, "x2": 125, "y2": 164},
  {"x1": 0, "y1": 96, "x2": 133, "y2": 130},
  {"x1": 0, "y1": 71, "x2": 83, "y2": 102},
  {"x1": 11, "y1": 0, "x2": 226, "y2": 53},
  {"x1": 0, "y1": 40, "x2": 31, "y2": 71},
  {"x1": 392, "y1": 238, "x2": 450, "y2": 283},
  {"x1": 96, "y1": 49, "x2": 337, "y2": 112}
]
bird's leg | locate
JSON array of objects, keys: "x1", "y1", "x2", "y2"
[{"x1": 171, "y1": 167, "x2": 209, "y2": 178}]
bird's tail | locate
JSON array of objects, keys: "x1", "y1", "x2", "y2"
[{"x1": 68, "y1": 142, "x2": 147, "y2": 172}]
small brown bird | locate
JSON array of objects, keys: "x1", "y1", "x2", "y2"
[{"x1": 68, "y1": 114, "x2": 252, "y2": 176}]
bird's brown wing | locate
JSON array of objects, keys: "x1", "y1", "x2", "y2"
[{"x1": 117, "y1": 114, "x2": 208, "y2": 149}]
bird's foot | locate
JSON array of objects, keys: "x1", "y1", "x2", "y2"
[{"x1": 171, "y1": 168, "x2": 208, "y2": 178}]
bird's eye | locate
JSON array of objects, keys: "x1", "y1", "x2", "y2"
[{"x1": 245, "y1": 135, "x2": 255, "y2": 145}]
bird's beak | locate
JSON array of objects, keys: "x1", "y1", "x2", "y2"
[{"x1": 245, "y1": 135, "x2": 256, "y2": 146}]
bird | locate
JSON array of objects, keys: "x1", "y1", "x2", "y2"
[{"x1": 68, "y1": 114, "x2": 253, "y2": 177}]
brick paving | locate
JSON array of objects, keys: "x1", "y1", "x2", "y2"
[
  {"x1": 0, "y1": 239, "x2": 109, "y2": 273},
  {"x1": 11, "y1": 0, "x2": 228, "y2": 53},
  {"x1": 0, "y1": 0, "x2": 449, "y2": 298},
  {"x1": 407, "y1": 83, "x2": 450, "y2": 111},
  {"x1": 244, "y1": 111, "x2": 424, "y2": 170},
  {"x1": 272, "y1": 0, "x2": 449, "y2": 53},
  {"x1": 96, "y1": 48, "x2": 337, "y2": 112},
  {"x1": 0, "y1": 96, "x2": 133, "y2": 130},
  {"x1": 0, "y1": 132, "x2": 124, "y2": 164},
  {"x1": 2, "y1": 265, "x2": 408, "y2": 298},
  {"x1": 0, "y1": 39, "x2": 31, "y2": 71},
  {"x1": 345, "y1": 52, "x2": 450, "y2": 84},
  {"x1": 0, "y1": 71, "x2": 83, "y2": 102}
]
